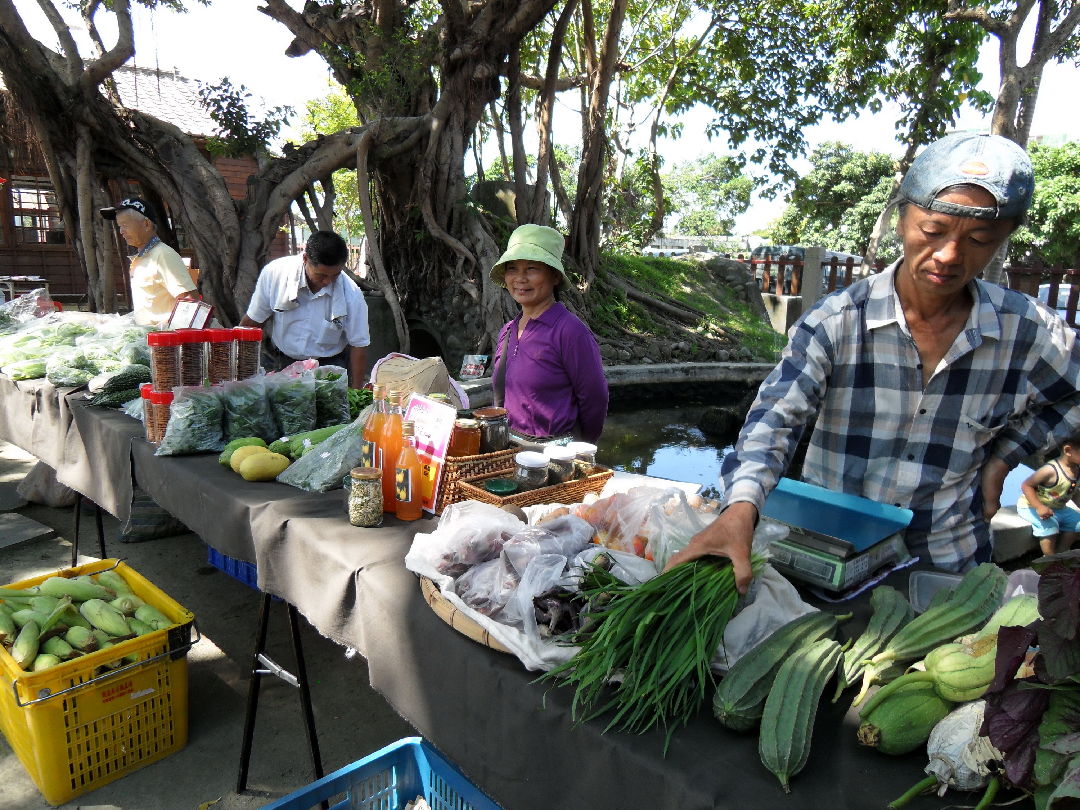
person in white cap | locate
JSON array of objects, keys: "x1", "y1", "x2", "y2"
[
  {"x1": 667, "y1": 132, "x2": 1080, "y2": 592},
  {"x1": 100, "y1": 197, "x2": 198, "y2": 326}
]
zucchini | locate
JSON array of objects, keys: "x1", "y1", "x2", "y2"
[
  {"x1": 839, "y1": 585, "x2": 912, "y2": 692},
  {"x1": 854, "y1": 563, "x2": 1006, "y2": 703},
  {"x1": 99, "y1": 364, "x2": 152, "y2": 394},
  {"x1": 714, "y1": 610, "x2": 841, "y2": 731},
  {"x1": 286, "y1": 423, "x2": 349, "y2": 460},
  {"x1": 758, "y1": 637, "x2": 844, "y2": 793},
  {"x1": 856, "y1": 670, "x2": 954, "y2": 754}
]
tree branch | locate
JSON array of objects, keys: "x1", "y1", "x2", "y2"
[{"x1": 945, "y1": 2, "x2": 1008, "y2": 36}]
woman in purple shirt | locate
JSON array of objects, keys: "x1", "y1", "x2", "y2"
[{"x1": 490, "y1": 225, "x2": 609, "y2": 444}]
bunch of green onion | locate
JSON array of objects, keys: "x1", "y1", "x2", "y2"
[{"x1": 544, "y1": 553, "x2": 765, "y2": 753}]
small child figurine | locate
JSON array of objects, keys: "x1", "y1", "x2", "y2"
[{"x1": 1017, "y1": 432, "x2": 1080, "y2": 556}]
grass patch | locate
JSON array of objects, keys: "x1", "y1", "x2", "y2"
[{"x1": 598, "y1": 253, "x2": 784, "y2": 361}]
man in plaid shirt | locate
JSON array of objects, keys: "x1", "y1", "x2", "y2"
[{"x1": 668, "y1": 133, "x2": 1080, "y2": 593}]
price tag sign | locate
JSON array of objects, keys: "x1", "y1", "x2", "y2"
[
  {"x1": 167, "y1": 298, "x2": 213, "y2": 329},
  {"x1": 403, "y1": 393, "x2": 458, "y2": 513}
]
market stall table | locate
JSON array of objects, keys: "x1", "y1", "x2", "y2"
[
  {"x1": 0, "y1": 376, "x2": 81, "y2": 473},
  {"x1": 1, "y1": 392, "x2": 962, "y2": 809}
]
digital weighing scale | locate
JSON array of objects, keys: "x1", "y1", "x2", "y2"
[{"x1": 760, "y1": 478, "x2": 914, "y2": 592}]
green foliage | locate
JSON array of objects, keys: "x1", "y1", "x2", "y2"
[
  {"x1": 300, "y1": 87, "x2": 363, "y2": 237},
  {"x1": 767, "y1": 142, "x2": 896, "y2": 256},
  {"x1": 198, "y1": 78, "x2": 292, "y2": 158},
  {"x1": 1011, "y1": 141, "x2": 1080, "y2": 268},
  {"x1": 603, "y1": 152, "x2": 665, "y2": 251},
  {"x1": 664, "y1": 155, "x2": 752, "y2": 235}
]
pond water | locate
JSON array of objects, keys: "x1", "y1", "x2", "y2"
[
  {"x1": 595, "y1": 405, "x2": 733, "y2": 498},
  {"x1": 595, "y1": 403, "x2": 1032, "y2": 507}
]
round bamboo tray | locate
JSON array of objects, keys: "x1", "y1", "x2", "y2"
[{"x1": 420, "y1": 576, "x2": 512, "y2": 654}]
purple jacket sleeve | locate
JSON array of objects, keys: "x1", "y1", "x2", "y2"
[{"x1": 559, "y1": 318, "x2": 608, "y2": 442}]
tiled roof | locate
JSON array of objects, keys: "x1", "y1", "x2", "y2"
[{"x1": 111, "y1": 65, "x2": 219, "y2": 137}]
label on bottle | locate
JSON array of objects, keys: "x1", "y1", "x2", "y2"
[
  {"x1": 395, "y1": 466, "x2": 412, "y2": 503},
  {"x1": 361, "y1": 440, "x2": 380, "y2": 468}
]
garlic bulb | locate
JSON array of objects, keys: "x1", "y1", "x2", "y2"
[{"x1": 925, "y1": 701, "x2": 1003, "y2": 793}]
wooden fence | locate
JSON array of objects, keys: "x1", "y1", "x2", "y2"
[{"x1": 724, "y1": 252, "x2": 1080, "y2": 326}]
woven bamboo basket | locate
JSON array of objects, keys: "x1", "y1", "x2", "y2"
[
  {"x1": 433, "y1": 447, "x2": 518, "y2": 514},
  {"x1": 420, "y1": 576, "x2": 512, "y2": 654},
  {"x1": 456, "y1": 465, "x2": 613, "y2": 509}
]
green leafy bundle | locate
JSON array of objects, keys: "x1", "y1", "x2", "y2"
[{"x1": 545, "y1": 554, "x2": 765, "y2": 753}]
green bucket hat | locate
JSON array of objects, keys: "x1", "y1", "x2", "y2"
[{"x1": 490, "y1": 224, "x2": 570, "y2": 287}]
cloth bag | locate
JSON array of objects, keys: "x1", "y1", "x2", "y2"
[{"x1": 371, "y1": 353, "x2": 469, "y2": 409}]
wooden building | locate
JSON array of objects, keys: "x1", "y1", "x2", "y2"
[{"x1": 0, "y1": 65, "x2": 293, "y2": 306}]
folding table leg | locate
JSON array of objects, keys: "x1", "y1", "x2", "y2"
[
  {"x1": 72, "y1": 495, "x2": 83, "y2": 568},
  {"x1": 237, "y1": 593, "x2": 323, "y2": 794}
]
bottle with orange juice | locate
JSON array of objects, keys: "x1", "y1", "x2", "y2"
[
  {"x1": 380, "y1": 389, "x2": 404, "y2": 511},
  {"x1": 362, "y1": 383, "x2": 388, "y2": 469},
  {"x1": 394, "y1": 420, "x2": 423, "y2": 521}
]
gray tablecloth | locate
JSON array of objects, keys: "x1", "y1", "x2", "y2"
[
  {"x1": 1, "y1": 381, "x2": 947, "y2": 809},
  {"x1": 0, "y1": 376, "x2": 80, "y2": 471},
  {"x1": 60, "y1": 395, "x2": 142, "y2": 520}
]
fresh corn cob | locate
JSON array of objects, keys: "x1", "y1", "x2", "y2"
[
  {"x1": 11, "y1": 608, "x2": 50, "y2": 628},
  {"x1": 127, "y1": 618, "x2": 154, "y2": 636},
  {"x1": 60, "y1": 605, "x2": 92, "y2": 630},
  {"x1": 134, "y1": 604, "x2": 171, "y2": 631},
  {"x1": 29, "y1": 596, "x2": 60, "y2": 615},
  {"x1": 94, "y1": 570, "x2": 133, "y2": 596},
  {"x1": 80, "y1": 599, "x2": 132, "y2": 638},
  {"x1": 31, "y1": 653, "x2": 61, "y2": 672},
  {"x1": 11, "y1": 620, "x2": 40, "y2": 669},
  {"x1": 0, "y1": 608, "x2": 14, "y2": 644},
  {"x1": 90, "y1": 629, "x2": 110, "y2": 647},
  {"x1": 38, "y1": 576, "x2": 113, "y2": 601},
  {"x1": 110, "y1": 595, "x2": 146, "y2": 616},
  {"x1": 63, "y1": 625, "x2": 99, "y2": 652},
  {"x1": 41, "y1": 636, "x2": 76, "y2": 660},
  {"x1": 0, "y1": 586, "x2": 41, "y2": 599}
]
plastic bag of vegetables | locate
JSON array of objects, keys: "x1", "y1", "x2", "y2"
[
  {"x1": 267, "y1": 372, "x2": 317, "y2": 436},
  {"x1": 222, "y1": 376, "x2": 276, "y2": 443},
  {"x1": 313, "y1": 365, "x2": 351, "y2": 427},
  {"x1": 2, "y1": 357, "x2": 48, "y2": 380},
  {"x1": 275, "y1": 413, "x2": 365, "y2": 492},
  {"x1": 156, "y1": 385, "x2": 225, "y2": 456}
]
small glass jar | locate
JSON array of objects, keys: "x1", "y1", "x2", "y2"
[
  {"x1": 207, "y1": 328, "x2": 235, "y2": 384},
  {"x1": 177, "y1": 328, "x2": 207, "y2": 387},
  {"x1": 544, "y1": 445, "x2": 576, "y2": 484},
  {"x1": 147, "y1": 331, "x2": 181, "y2": 392},
  {"x1": 234, "y1": 327, "x2": 262, "y2": 380},
  {"x1": 139, "y1": 382, "x2": 154, "y2": 427},
  {"x1": 565, "y1": 441, "x2": 598, "y2": 466},
  {"x1": 447, "y1": 418, "x2": 481, "y2": 457},
  {"x1": 513, "y1": 450, "x2": 549, "y2": 491},
  {"x1": 346, "y1": 466, "x2": 383, "y2": 527},
  {"x1": 473, "y1": 406, "x2": 509, "y2": 453}
]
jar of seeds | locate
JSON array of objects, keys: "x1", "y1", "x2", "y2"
[{"x1": 346, "y1": 467, "x2": 383, "y2": 527}]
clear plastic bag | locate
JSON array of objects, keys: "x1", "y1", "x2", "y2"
[
  {"x1": 453, "y1": 555, "x2": 520, "y2": 618},
  {"x1": 266, "y1": 373, "x2": 317, "y2": 436},
  {"x1": 507, "y1": 553, "x2": 571, "y2": 636},
  {"x1": 570, "y1": 486, "x2": 680, "y2": 560},
  {"x1": 222, "y1": 375, "x2": 275, "y2": 442},
  {"x1": 275, "y1": 415, "x2": 364, "y2": 492},
  {"x1": 313, "y1": 365, "x2": 350, "y2": 427},
  {"x1": 156, "y1": 385, "x2": 225, "y2": 456},
  {"x1": 404, "y1": 501, "x2": 526, "y2": 580}
]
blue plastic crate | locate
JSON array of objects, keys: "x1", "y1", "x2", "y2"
[
  {"x1": 263, "y1": 737, "x2": 502, "y2": 810},
  {"x1": 207, "y1": 546, "x2": 259, "y2": 590}
]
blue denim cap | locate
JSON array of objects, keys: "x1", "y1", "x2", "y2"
[{"x1": 899, "y1": 133, "x2": 1034, "y2": 221}]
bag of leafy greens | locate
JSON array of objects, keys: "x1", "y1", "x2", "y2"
[
  {"x1": 313, "y1": 365, "x2": 351, "y2": 427},
  {"x1": 276, "y1": 411, "x2": 367, "y2": 492},
  {"x1": 222, "y1": 375, "x2": 276, "y2": 442},
  {"x1": 267, "y1": 372, "x2": 317, "y2": 436},
  {"x1": 156, "y1": 385, "x2": 225, "y2": 456}
]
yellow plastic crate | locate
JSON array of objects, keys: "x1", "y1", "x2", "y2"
[{"x1": 0, "y1": 559, "x2": 196, "y2": 805}]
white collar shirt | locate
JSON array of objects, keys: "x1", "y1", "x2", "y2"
[{"x1": 245, "y1": 254, "x2": 370, "y2": 360}]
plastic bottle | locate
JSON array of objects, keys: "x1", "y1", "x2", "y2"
[
  {"x1": 380, "y1": 389, "x2": 404, "y2": 512},
  {"x1": 362, "y1": 383, "x2": 388, "y2": 469},
  {"x1": 394, "y1": 420, "x2": 423, "y2": 521}
]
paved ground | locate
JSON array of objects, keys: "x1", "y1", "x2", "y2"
[{"x1": 0, "y1": 440, "x2": 415, "y2": 810}]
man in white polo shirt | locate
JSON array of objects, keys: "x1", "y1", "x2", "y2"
[{"x1": 240, "y1": 231, "x2": 370, "y2": 388}]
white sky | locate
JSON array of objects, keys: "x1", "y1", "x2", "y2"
[{"x1": 12, "y1": 0, "x2": 1078, "y2": 233}]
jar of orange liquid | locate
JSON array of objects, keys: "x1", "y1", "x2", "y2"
[
  {"x1": 362, "y1": 383, "x2": 388, "y2": 469},
  {"x1": 395, "y1": 420, "x2": 423, "y2": 521},
  {"x1": 380, "y1": 389, "x2": 404, "y2": 512}
]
